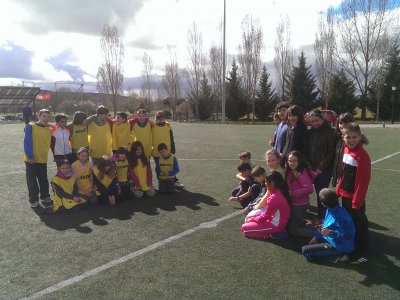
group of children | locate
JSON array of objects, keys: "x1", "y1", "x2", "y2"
[
  {"x1": 24, "y1": 106, "x2": 182, "y2": 214},
  {"x1": 230, "y1": 102, "x2": 371, "y2": 264}
]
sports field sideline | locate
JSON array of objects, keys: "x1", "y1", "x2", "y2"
[{"x1": 1, "y1": 122, "x2": 399, "y2": 299}]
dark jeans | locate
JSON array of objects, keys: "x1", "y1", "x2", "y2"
[
  {"x1": 314, "y1": 171, "x2": 332, "y2": 219},
  {"x1": 302, "y1": 243, "x2": 339, "y2": 261},
  {"x1": 25, "y1": 162, "x2": 50, "y2": 204},
  {"x1": 342, "y1": 197, "x2": 369, "y2": 258},
  {"x1": 159, "y1": 179, "x2": 175, "y2": 193}
]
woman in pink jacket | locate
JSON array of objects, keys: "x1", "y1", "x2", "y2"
[
  {"x1": 286, "y1": 151, "x2": 317, "y2": 237},
  {"x1": 241, "y1": 171, "x2": 290, "y2": 239}
]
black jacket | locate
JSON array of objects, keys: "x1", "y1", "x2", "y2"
[
  {"x1": 282, "y1": 122, "x2": 309, "y2": 161},
  {"x1": 307, "y1": 121, "x2": 336, "y2": 172}
]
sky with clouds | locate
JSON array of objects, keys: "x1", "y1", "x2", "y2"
[{"x1": 0, "y1": 0, "x2": 344, "y2": 91}]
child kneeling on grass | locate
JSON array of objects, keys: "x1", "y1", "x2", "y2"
[
  {"x1": 241, "y1": 171, "x2": 290, "y2": 239},
  {"x1": 93, "y1": 156, "x2": 118, "y2": 205},
  {"x1": 51, "y1": 159, "x2": 88, "y2": 213},
  {"x1": 155, "y1": 143, "x2": 180, "y2": 193},
  {"x1": 128, "y1": 141, "x2": 155, "y2": 198},
  {"x1": 302, "y1": 188, "x2": 355, "y2": 262},
  {"x1": 228, "y1": 162, "x2": 262, "y2": 208}
]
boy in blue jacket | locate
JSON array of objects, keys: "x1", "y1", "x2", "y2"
[{"x1": 302, "y1": 188, "x2": 355, "y2": 262}]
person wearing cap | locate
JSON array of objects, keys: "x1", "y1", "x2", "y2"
[{"x1": 152, "y1": 111, "x2": 184, "y2": 188}]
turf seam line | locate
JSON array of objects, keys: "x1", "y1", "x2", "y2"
[{"x1": 19, "y1": 211, "x2": 242, "y2": 300}]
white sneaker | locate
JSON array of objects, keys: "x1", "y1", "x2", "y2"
[
  {"x1": 30, "y1": 201, "x2": 40, "y2": 208},
  {"x1": 41, "y1": 197, "x2": 53, "y2": 204},
  {"x1": 174, "y1": 181, "x2": 185, "y2": 188}
]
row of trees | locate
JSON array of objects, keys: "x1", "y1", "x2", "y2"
[{"x1": 96, "y1": 0, "x2": 400, "y2": 121}]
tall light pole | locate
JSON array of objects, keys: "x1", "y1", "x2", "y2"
[
  {"x1": 221, "y1": 0, "x2": 226, "y2": 124},
  {"x1": 391, "y1": 86, "x2": 397, "y2": 124}
]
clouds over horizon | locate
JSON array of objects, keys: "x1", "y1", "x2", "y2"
[{"x1": 0, "y1": 42, "x2": 43, "y2": 80}]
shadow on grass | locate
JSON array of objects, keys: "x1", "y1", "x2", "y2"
[
  {"x1": 34, "y1": 189, "x2": 219, "y2": 233},
  {"x1": 262, "y1": 223, "x2": 400, "y2": 292}
]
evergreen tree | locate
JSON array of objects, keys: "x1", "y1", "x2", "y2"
[
  {"x1": 380, "y1": 46, "x2": 400, "y2": 121},
  {"x1": 328, "y1": 69, "x2": 358, "y2": 115},
  {"x1": 255, "y1": 66, "x2": 276, "y2": 120},
  {"x1": 226, "y1": 60, "x2": 247, "y2": 120},
  {"x1": 285, "y1": 51, "x2": 319, "y2": 112},
  {"x1": 198, "y1": 72, "x2": 214, "y2": 120}
]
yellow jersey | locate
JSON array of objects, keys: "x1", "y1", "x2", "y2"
[
  {"x1": 51, "y1": 174, "x2": 86, "y2": 212},
  {"x1": 87, "y1": 121, "x2": 112, "y2": 158},
  {"x1": 152, "y1": 124, "x2": 171, "y2": 158},
  {"x1": 112, "y1": 122, "x2": 132, "y2": 151},
  {"x1": 72, "y1": 160, "x2": 92, "y2": 193},
  {"x1": 70, "y1": 124, "x2": 88, "y2": 150},
  {"x1": 133, "y1": 122, "x2": 152, "y2": 158},
  {"x1": 24, "y1": 122, "x2": 51, "y2": 163}
]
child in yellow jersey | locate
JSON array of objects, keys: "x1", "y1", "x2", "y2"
[
  {"x1": 112, "y1": 112, "x2": 133, "y2": 153},
  {"x1": 86, "y1": 106, "x2": 112, "y2": 165},
  {"x1": 152, "y1": 111, "x2": 184, "y2": 189},
  {"x1": 133, "y1": 109, "x2": 153, "y2": 158},
  {"x1": 155, "y1": 143, "x2": 180, "y2": 193},
  {"x1": 128, "y1": 141, "x2": 155, "y2": 198},
  {"x1": 93, "y1": 155, "x2": 118, "y2": 205},
  {"x1": 68, "y1": 111, "x2": 88, "y2": 162},
  {"x1": 71, "y1": 147, "x2": 95, "y2": 203},
  {"x1": 51, "y1": 160, "x2": 87, "y2": 213},
  {"x1": 24, "y1": 109, "x2": 53, "y2": 208},
  {"x1": 112, "y1": 146, "x2": 133, "y2": 201}
]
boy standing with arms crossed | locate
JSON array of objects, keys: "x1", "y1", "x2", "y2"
[{"x1": 24, "y1": 109, "x2": 53, "y2": 208}]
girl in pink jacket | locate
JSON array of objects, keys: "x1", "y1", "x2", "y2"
[
  {"x1": 286, "y1": 151, "x2": 317, "y2": 237},
  {"x1": 241, "y1": 171, "x2": 290, "y2": 239}
]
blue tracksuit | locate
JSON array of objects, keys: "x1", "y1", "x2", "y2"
[{"x1": 315, "y1": 204, "x2": 355, "y2": 253}]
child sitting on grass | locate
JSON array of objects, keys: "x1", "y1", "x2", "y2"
[
  {"x1": 244, "y1": 149, "x2": 285, "y2": 215},
  {"x1": 51, "y1": 159, "x2": 87, "y2": 213},
  {"x1": 302, "y1": 188, "x2": 355, "y2": 262},
  {"x1": 241, "y1": 171, "x2": 290, "y2": 239},
  {"x1": 93, "y1": 155, "x2": 118, "y2": 205},
  {"x1": 228, "y1": 162, "x2": 262, "y2": 208},
  {"x1": 155, "y1": 143, "x2": 180, "y2": 193}
]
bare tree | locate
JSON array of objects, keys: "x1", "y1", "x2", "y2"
[
  {"x1": 186, "y1": 22, "x2": 205, "y2": 119},
  {"x1": 274, "y1": 16, "x2": 293, "y2": 100},
  {"x1": 238, "y1": 15, "x2": 263, "y2": 121},
  {"x1": 140, "y1": 52, "x2": 153, "y2": 109},
  {"x1": 96, "y1": 24, "x2": 125, "y2": 115},
  {"x1": 207, "y1": 44, "x2": 223, "y2": 118},
  {"x1": 162, "y1": 45, "x2": 181, "y2": 120},
  {"x1": 335, "y1": 0, "x2": 397, "y2": 118},
  {"x1": 314, "y1": 7, "x2": 336, "y2": 108}
]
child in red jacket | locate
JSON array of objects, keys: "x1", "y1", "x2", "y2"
[{"x1": 336, "y1": 123, "x2": 371, "y2": 263}]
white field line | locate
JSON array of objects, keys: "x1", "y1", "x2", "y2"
[
  {"x1": 370, "y1": 151, "x2": 400, "y2": 165},
  {"x1": 15, "y1": 151, "x2": 400, "y2": 299},
  {"x1": 372, "y1": 167, "x2": 400, "y2": 173},
  {"x1": 20, "y1": 211, "x2": 243, "y2": 300}
]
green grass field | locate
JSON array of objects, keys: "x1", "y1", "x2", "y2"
[{"x1": 0, "y1": 123, "x2": 399, "y2": 300}]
